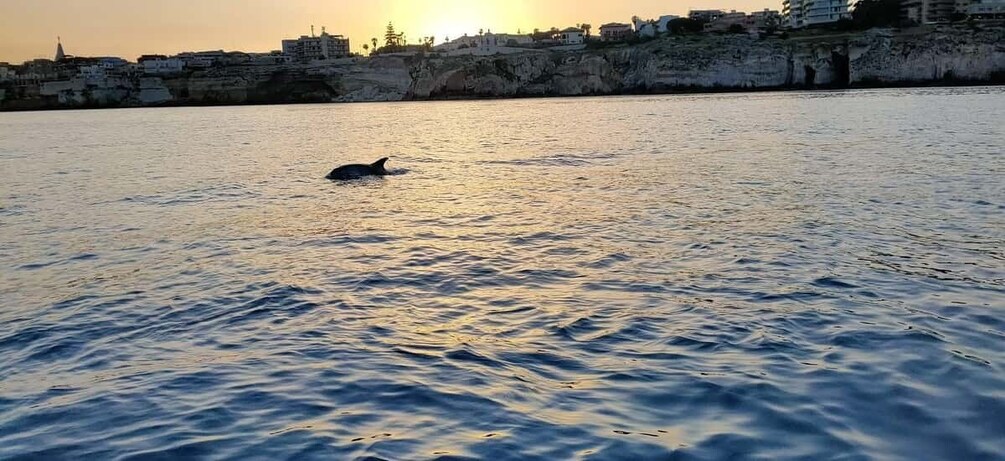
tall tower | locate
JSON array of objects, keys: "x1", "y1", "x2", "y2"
[{"x1": 55, "y1": 37, "x2": 66, "y2": 61}]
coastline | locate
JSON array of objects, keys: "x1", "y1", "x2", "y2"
[
  {"x1": 2, "y1": 81, "x2": 1002, "y2": 114},
  {"x1": 2, "y1": 25, "x2": 1003, "y2": 113}
]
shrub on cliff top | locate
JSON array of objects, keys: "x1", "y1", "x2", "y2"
[{"x1": 667, "y1": 18, "x2": 704, "y2": 35}]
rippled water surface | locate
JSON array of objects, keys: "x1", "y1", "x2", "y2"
[{"x1": 1, "y1": 88, "x2": 1004, "y2": 460}]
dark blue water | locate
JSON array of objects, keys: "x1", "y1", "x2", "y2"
[{"x1": 1, "y1": 88, "x2": 1003, "y2": 460}]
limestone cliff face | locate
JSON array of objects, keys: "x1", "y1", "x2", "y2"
[
  {"x1": 849, "y1": 27, "x2": 1005, "y2": 84},
  {"x1": 1, "y1": 26, "x2": 1002, "y2": 111},
  {"x1": 397, "y1": 26, "x2": 1001, "y2": 101}
]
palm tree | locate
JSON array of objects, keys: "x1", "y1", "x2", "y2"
[
  {"x1": 582, "y1": 24, "x2": 592, "y2": 38},
  {"x1": 372, "y1": 37, "x2": 378, "y2": 50},
  {"x1": 362, "y1": 44, "x2": 370, "y2": 55}
]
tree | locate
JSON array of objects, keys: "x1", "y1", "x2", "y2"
[
  {"x1": 372, "y1": 37, "x2": 378, "y2": 51},
  {"x1": 530, "y1": 28, "x2": 555, "y2": 41},
  {"x1": 582, "y1": 23, "x2": 592, "y2": 38},
  {"x1": 362, "y1": 43, "x2": 370, "y2": 55},
  {"x1": 851, "y1": 0, "x2": 901, "y2": 29},
  {"x1": 385, "y1": 22, "x2": 399, "y2": 47},
  {"x1": 666, "y1": 18, "x2": 704, "y2": 35}
]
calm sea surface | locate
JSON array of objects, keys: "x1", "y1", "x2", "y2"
[{"x1": 1, "y1": 88, "x2": 1003, "y2": 461}]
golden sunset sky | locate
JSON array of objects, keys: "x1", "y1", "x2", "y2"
[{"x1": 1, "y1": 0, "x2": 778, "y2": 63}]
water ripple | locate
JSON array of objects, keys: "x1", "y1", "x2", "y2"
[{"x1": 0, "y1": 88, "x2": 1003, "y2": 460}]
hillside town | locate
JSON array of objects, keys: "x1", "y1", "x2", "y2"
[{"x1": 1, "y1": 0, "x2": 1003, "y2": 108}]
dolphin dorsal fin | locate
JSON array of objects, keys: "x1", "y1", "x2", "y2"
[{"x1": 371, "y1": 157, "x2": 389, "y2": 173}]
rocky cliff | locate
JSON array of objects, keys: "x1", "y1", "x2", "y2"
[
  {"x1": 848, "y1": 27, "x2": 1005, "y2": 84},
  {"x1": 2, "y1": 25, "x2": 1002, "y2": 111}
]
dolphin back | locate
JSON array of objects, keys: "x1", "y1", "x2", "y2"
[
  {"x1": 326, "y1": 157, "x2": 391, "y2": 180},
  {"x1": 371, "y1": 157, "x2": 390, "y2": 174}
]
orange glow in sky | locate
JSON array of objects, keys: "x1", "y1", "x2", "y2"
[{"x1": 0, "y1": 0, "x2": 777, "y2": 62}]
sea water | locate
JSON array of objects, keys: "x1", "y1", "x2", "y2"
[{"x1": 0, "y1": 88, "x2": 1003, "y2": 460}]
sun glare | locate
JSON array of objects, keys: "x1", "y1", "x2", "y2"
[{"x1": 387, "y1": 0, "x2": 536, "y2": 44}]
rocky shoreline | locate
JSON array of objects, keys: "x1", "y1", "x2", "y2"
[{"x1": 2, "y1": 25, "x2": 1003, "y2": 112}]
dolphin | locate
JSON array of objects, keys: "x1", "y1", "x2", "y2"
[{"x1": 326, "y1": 158, "x2": 390, "y2": 181}]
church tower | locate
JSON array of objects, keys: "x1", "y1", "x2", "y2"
[{"x1": 55, "y1": 37, "x2": 66, "y2": 61}]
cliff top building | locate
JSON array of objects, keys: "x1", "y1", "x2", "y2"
[
  {"x1": 968, "y1": 0, "x2": 1005, "y2": 18},
  {"x1": 0, "y1": 64, "x2": 14, "y2": 82},
  {"x1": 901, "y1": 0, "x2": 1005, "y2": 22},
  {"x1": 902, "y1": 0, "x2": 959, "y2": 23},
  {"x1": 558, "y1": 28, "x2": 585, "y2": 45},
  {"x1": 282, "y1": 27, "x2": 350, "y2": 62},
  {"x1": 689, "y1": 10, "x2": 726, "y2": 23},
  {"x1": 703, "y1": 10, "x2": 747, "y2": 32},
  {"x1": 431, "y1": 32, "x2": 535, "y2": 56},
  {"x1": 599, "y1": 23, "x2": 633, "y2": 41},
  {"x1": 783, "y1": 0, "x2": 850, "y2": 28}
]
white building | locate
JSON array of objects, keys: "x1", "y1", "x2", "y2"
[
  {"x1": 633, "y1": 15, "x2": 685, "y2": 36},
  {"x1": 474, "y1": 32, "x2": 532, "y2": 48},
  {"x1": 783, "y1": 0, "x2": 850, "y2": 28},
  {"x1": 282, "y1": 28, "x2": 350, "y2": 61},
  {"x1": 433, "y1": 33, "x2": 533, "y2": 53},
  {"x1": 97, "y1": 57, "x2": 129, "y2": 71},
  {"x1": 902, "y1": 0, "x2": 957, "y2": 22},
  {"x1": 433, "y1": 35, "x2": 479, "y2": 51},
  {"x1": 558, "y1": 28, "x2": 585, "y2": 44},
  {"x1": 750, "y1": 9, "x2": 783, "y2": 29},
  {"x1": 140, "y1": 57, "x2": 184, "y2": 75},
  {"x1": 633, "y1": 17, "x2": 660, "y2": 37},
  {"x1": 77, "y1": 65, "x2": 107, "y2": 83},
  {"x1": 689, "y1": 10, "x2": 726, "y2": 22},
  {"x1": 704, "y1": 10, "x2": 749, "y2": 32},
  {"x1": 14, "y1": 60, "x2": 58, "y2": 84},
  {"x1": 968, "y1": 0, "x2": 1005, "y2": 18},
  {"x1": 174, "y1": 51, "x2": 227, "y2": 69}
]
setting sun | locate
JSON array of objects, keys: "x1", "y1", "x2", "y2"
[
  {"x1": 387, "y1": 0, "x2": 538, "y2": 44},
  {"x1": 0, "y1": 0, "x2": 779, "y2": 60}
]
